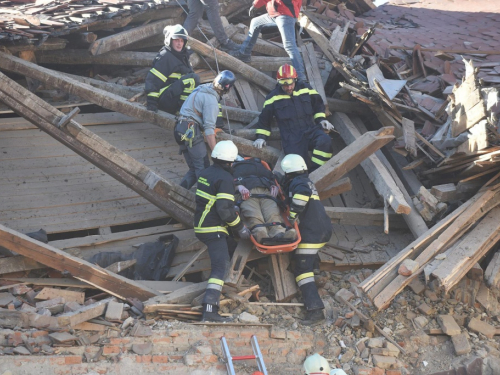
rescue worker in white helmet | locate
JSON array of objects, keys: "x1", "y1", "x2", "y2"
[
  {"x1": 194, "y1": 141, "x2": 251, "y2": 322},
  {"x1": 303, "y1": 353, "x2": 331, "y2": 375},
  {"x1": 253, "y1": 64, "x2": 335, "y2": 172},
  {"x1": 174, "y1": 70, "x2": 236, "y2": 190},
  {"x1": 280, "y1": 154, "x2": 332, "y2": 326},
  {"x1": 145, "y1": 25, "x2": 200, "y2": 114}
]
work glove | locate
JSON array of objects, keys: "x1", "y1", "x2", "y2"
[
  {"x1": 146, "y1": 102, "x2": 158, "y2": 113},
  {"x1": 238, "y1": 225, "x2": 252, "y2": 240},
  {"x1": 270, "y1": 185, "x2": 279, "y2": 198},
  {"x1": 238, "y1": 185, "x2": 250, "y2": 200},
  {"x1": 287, "y1": 214, "x2": 296, "y2": 226},
  {"x1": 253, "y1": 138, "x2": 266, "y2": 149},
  {"x1": 248, "y1": 5, "x2": 256, "y2": 17},
  {"x1": 320, "y1": 119, "x2": 335, "y2": 132}
]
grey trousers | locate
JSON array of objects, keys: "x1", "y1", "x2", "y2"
[
  {"x1": 183, "y1": 0, "x2": 229, "y2": 45},
  {"x1": 179, "y1": 139, "x2": 210, "y2": 190}
]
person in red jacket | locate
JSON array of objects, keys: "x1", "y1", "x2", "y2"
[{"x1": 230, "y1": 0, "x2": 307, "y2": 82}]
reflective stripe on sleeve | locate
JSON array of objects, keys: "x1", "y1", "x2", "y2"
[
  {"x1": 150, "y1": 68, "x2": 168, "y2": 82},
  {"x1": 256, "y1": 129, "x2": 271, "y2": 136},
  {"x1": 194, "y1": 226, "x2": 229, "y2": 235},
  {"x1": 263, "y1": 95, "x2": 290, "y2": 108},
  {"x1": 313, "y1": 149, "x2": 332, "y2": 158},
  {"x1": 311, "y1": 157, "x2": 326, "y2": 166},
  {"x1": 216, "y1": 193, "x2": 234, "y2": 201},
  {"x1": 227, "y1": 215, "x2": 241, "y2": 227},
  {"x1": 314, "y1": 112, "x2": 326, "y2": 119}
]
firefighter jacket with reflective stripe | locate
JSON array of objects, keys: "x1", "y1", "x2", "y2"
[
  {"x1": 145, "y1": 46, "x2": 194, "y2": 108},
  {"x1": 232, "y1": 158, "x2": 276, "y2": 191},
  {"x1": 255, "y1": 81, "x2": 326, "y2": 142},
  {"x1": 285, "y1": 174, "x2": 332, "y2": 245},
  {"x1": 194, "y1": 163, "x2": 244, "y2": 240},
  {"x1": 253, "y1": 0, "x2": 301, "y2": 18}
]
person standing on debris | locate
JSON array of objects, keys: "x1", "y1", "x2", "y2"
[
  {"x1": 233, "y1": 157, "x2": 297, "y2": 244},
  {"x1": 183, "y1": 0, "x2": 240, "y2": 52},
  {"x1": 145, "y1": 25, "x2": 200, "y2": 114},
  {"x1": 253, "y1": 64, "x2": 334, "y2": 172},
  {"x1": 280, "y1": 154, "x2": 332, "y2": 325},
  {"x1": 194, "y1": 140, "x2": 252, "y2": 322},
  {"x1": 230, "y1": 0, "x2": 307, "y2": 82},
  {"x1": 175, "y1": 70, "x2": 236, "y2": 190}
]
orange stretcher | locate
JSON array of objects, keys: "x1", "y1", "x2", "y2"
[{"x1": 237, "y1": 158, "x2": 301, "y2": 255}]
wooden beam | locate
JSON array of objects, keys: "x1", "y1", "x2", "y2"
[
  {"x1": 309, "y1": 127, "x2": 395, "y2": 192},
  {"x1": 36, "y1": 49, "x2": 156, "y2": 67},
  {"x1": 318, "y1": 177, "x2": 352, "y2": 200},
  {"x1": 0, "y1": 53, "x2": 276, "y2": 164},
  {"x1": 327, "y1": 97, "x2": 370, "y2": 116},
  {"x1": 216, "y1": 132, "x2": 281, "y2": 166},
  {"x1": 0, "y1": 72, "x2": 195, "y2": 227},
  {"x1": 302, "y1": 42, "x2": 329, "y2": 114},
  {"x1": 324, "y1": 207, "x2": 408, "y2": 228},
  {"x1": 269, "y1": 253, "x2": 298, "y2": 302},
  {"x1": 0, "y1": 225, "x2": 161, "y2": 301},
  {"x1": 89, "y1": 18, "x2": 182, "y2": 56},
  {"x1": 186, "y1": 36, "x2": 276, "y2": 92},
  {"x1": 0, "y1": 256, "x2": 45, "y2": 275},
  {"x1": 234, "y1": 78, "x2": 259, "y2": 111},
  {"x1": 144, "y1": 282, "x2": 208, "y2": 310},
  {"x1": 5, "y1": 38, "x2": 68, "y2": 54},
  {"x1": 332, "y1": 113, "x2": 411, "y2": 215},
  {"x1": 388, "y1": 46, "x2": 500, "y2": 55}
]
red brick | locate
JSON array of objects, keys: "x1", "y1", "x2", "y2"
[
  {"x1": 31, "y1": 330, "x2": 49, "y2": 338},
  {"x1": 151, "y1": 337, "x2": 172, "y2": 344},
  {"x1": 136, "y1": 355, "x2": 152, "y2": 363},
  {"x1": 109, "y1": 337, "x2": 131, "y2": 345},
  {"x1": 286, "y1": 331, "x2": 301, "y2": 340},
  {"x1": 152, "y1": 355, "x2": 169, "y2": 363},
  {"x1": 203, "y1": 355, "x2": 219, "y2": 363},
  {"x1": 169, "y1": 355, "x2": 184, "y2": 361},
  {"x1": 386, "y1": 371, "x2": 401, "y2": 375},
  {"x1": 372, "y1": 368, "x2": 386, "y2": 375},
  {"x1": 64, "y1": 356, "x2": 82, "y2": 365},
  {"x1": 50, "y1": 357, "x2": 66, "y2": 366},
  {"x1": 103, "y1": 346, "x2": 120, "y2": 355},
  {"x1": 169, "y1": 332, "x2": 179, "y2": 337},
  {"x1": 7, "y1": 332, "x2": 23, "y2": 347}
]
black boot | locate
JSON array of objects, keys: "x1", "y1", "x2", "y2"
[
  {"x1": 201, "y1": 304, "x2": 233, "y2": 323},
  {"x1": 301, "y1": 309, "x2": 325, "y2": 326}
]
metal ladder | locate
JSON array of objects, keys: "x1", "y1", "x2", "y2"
[{"x1": 220, "y1": 335, "x2": 268, "y2": 375}]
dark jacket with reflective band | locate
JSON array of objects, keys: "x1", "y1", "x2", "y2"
[
  {"x1": 255, "y1": 81, "x2": 326, "y2": 142},
  {"x1": 285, "y1": 174, "x2": 332, "y2": 245},
  {"x1": 232, "y1": 158, "x2": 276, "y2": 191},
  {"x1": 194, "y1": 163, "x2": 244, "y2": 240},
  {"x1": 145, "y1": 46, "x2": 194, "y2": 108}
]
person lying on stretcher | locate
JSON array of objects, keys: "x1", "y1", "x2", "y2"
[{"x1": 233, "y1": 157, "x2": 297, "y2": 244}]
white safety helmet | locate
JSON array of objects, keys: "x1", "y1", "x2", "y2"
[
  {"x1": 211, "y1": 140, "x2": 238, "y2": 162},
  {"x1": 163, "y1": 24, "x2": 188, "y2": 48},
  {"x1": 281, "y1": 154, "x2": 308, "y2": 174},
  {"x1": 303, "y1": 353, "x2": 331, "y2": 375}
]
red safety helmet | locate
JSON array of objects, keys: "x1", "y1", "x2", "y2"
[{"x1": 276, "y1": 64, "x2": 298, "y2": 85}]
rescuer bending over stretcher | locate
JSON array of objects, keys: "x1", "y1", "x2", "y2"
[{"x1": 233, "y1": 157, "x2": 297, "y2": 244}]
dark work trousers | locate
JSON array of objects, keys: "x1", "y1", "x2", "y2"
[
  {"x1": 183, "y1": 0, "x2": 229, "y2": 45},
  {"x1": 283, "y1": 127, "x2": 332, "y2": 172},
  {"x1": 178, "y1": 122, "x2": 210, "y2": 190},
  {"x1": 158, "y1": 73, "x2": 199, "y2": 114},
  {"x1": 202, "y1": 236, "x2": 231, "y2": 306},
  {"x1": 293, "y1": 253, "x2": 324, "y2": 311}
]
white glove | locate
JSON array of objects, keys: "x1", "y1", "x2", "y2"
[
  {"x1": 270, "y1": 185, "x2": 279, "y2": 197},
  {"x1": 253, "y1": 138, "x2": 266, "y2": 149},
  {"x1": 237, "y1": 185, "x2": 250, "y2": 200},
  {"x1": 320, "y1": 119, "x2": 335, "y2": 132}
]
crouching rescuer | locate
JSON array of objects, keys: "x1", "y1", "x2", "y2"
[
  {"x1": 281, "y1": 154, "x2": 333, "y2": 325},
  {"x1": 145, "y1": 25, "x2": 200, "y2": 114},
  {"x1": 194, "y1": 141, "x2": 252, "y2": 322}
]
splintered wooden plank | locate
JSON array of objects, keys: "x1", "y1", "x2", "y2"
[
  {"x1": 144, "y1": 282, "x2": 208, "y2": 311},
  {"x1": 269, "y1": 253, "x2": 298, "y2": 302},
  {"x1": 301, "y1": 43, "x2": 329, "y2": 113},
  {"x1": 310, "y1": 125, "x2": 395, "y2": 192},
  {"x1": 318, "y1": 177, "x2": 352, "y2": 200},
  {"x1": 329, "y1": 23, "x2": 349, "y2": 54},
  {"x1": 0, "y1": 225, "x2": 161, "y2": 301},
  {"x1": 332, "y1": 113, "x2": 410, "y2": 215},
  {"x1": 57, "y1": 297, "x2": 112, "y2": 327},
  {"x1": 35, "y1": 287, "x2": 85, "y2": 304},
  {"x1": 234, "y1": 79, "x2": 259, "y2": 111},
  {"x1": 402, "y1": 118, "x2": 417, "y2": 157},
  {"x1": 1, "y1": 278, "x2": 97, "y2": 289},
  {"x1": 225, "y1": 239, "x2": 253, "y2": 287}
]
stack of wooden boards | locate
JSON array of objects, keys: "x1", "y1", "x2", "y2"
[{"x1": 360, "y1": 185, "x2": 500, "y2": 311}]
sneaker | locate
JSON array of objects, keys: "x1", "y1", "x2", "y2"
[
  {"x1": 219, "y1": 39, "x2": 241, "y2": 52},
  {"x1": 201, "y1": 304, "x2": 233, "y2": 323},
  {"x1": 228, "y1": 49, "x2": 251, "y2": 63},
  {"x1": 301, "y1": 309, "x2": 325, "y2": 326}
]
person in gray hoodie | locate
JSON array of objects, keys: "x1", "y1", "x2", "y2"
[{"x1": 174, "y1": 70, "x2": 236, "y2": 190}]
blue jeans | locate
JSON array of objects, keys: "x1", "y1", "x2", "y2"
[{"x1": 239, "y1": 14, "x2": 306, "y2": 82}]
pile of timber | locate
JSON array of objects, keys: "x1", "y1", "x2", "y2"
[{"x1": 359, "y1": 184, "x2": 500, "y2": 311}]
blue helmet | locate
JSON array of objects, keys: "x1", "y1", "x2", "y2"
[{"x1": 213, "y1": 70, "x2": 236, "y2": 94}]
